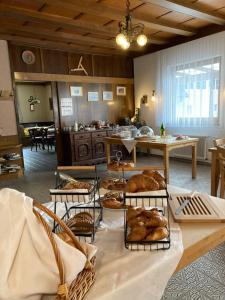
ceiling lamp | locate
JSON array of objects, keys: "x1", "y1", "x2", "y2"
[{"x1": 116, "y1": 0, "x2": 148, "y2": 50}]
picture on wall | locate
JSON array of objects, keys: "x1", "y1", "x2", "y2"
[
  {"x1": 88, "y1": 91, "x2": 99, "y2": 102},
  {"x1": 103, "y1": 91, "x2": 113, "y2": 101},
  {"x1": 116, "y1": 86, "x2": 126, "y2": 96},
  {"x1": 70, "y1": 86, "x2": 83, "y2": 97}
]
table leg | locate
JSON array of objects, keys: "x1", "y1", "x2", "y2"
[
  {"x1": 163, "y1": 148, "x2": 169, "y2": 183},
  {"x1": 132, "y1": 146, "x2": 137, "y2": 165},
  {"x1": 192, "y1": 144, "x2": 197, "y2": 179},
  {"x1": 211, "y1": 151, "x2": 219, "y2": 196},
  {"x1": 106, "y1": 143, "x2": 111, "y2": 165}
]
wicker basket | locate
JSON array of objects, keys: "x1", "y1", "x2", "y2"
[{"x1": 33, "y1": 200, "x2": 96, "y2": 300}]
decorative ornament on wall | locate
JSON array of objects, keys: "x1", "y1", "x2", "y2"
[
  {"x1": 70, "y1": 56, "x2": 88, "y2": 76},
  {"x1": 22, "y1": 50, "x2": 36, "y2": 65}
]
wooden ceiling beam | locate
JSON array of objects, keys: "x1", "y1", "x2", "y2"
[
  {"x1": 0, "y1": 23, "x2": 119, "y2": 49},
  {"x1": 0, "y1": 32, "x2": 132, "y2": 56},
  {"x1": 0, "y1": 4, "x2": 167, "y2": 45},
  {"x1": 44, "y1": 0, "x2": 196, "y2": 36},
  {"x1": 144, "y1": 0, "x2": 225, "y2": 25}
]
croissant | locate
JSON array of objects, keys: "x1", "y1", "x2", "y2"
[
  {"x1": 142, "y1": 170, "x2": 166, "y2": 189},
  {"x1": 126, "y1": 174, "x2": 159, "y2": 193},
  {"x1": 145, "y1": 227, "x2": 168, "y2": 241}
]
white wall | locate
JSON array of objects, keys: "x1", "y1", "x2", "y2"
[
  {"x1": 16, "y1": 83, "x2": 53, "y2": 123},
  {"x1": 0, "y1": 40, "x2": 17, "y2": 136},
  {"x1": 134, "y1": 31, "x2": 225, "y2": 138}
]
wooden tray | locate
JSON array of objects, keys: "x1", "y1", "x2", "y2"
[{"x1": 169, "y1": 193, "x2": 225, "y2": 223}]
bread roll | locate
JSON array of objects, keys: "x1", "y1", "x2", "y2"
[
  {"x1": 145, "y1": 215, "x2": 168, "y2": 227},
  {"x1": 102, "y1": 198, "x2": 123, "y2": 209},
  {"x1": 127, "y1": 215, "x2": 146, "y2": 227},
  {"x1": 143, "y1": 170, "x2": 166, "y2": 189},
  {"x1": 126, "y1": 207, "x2": 144, "y2": 221},
  {"x1": 145, "y1": 227, "x2": 168, "y2": 241},
  {"x1": 126, "y1": 174, "x2": 159, "y2": 193},
  {"x1": 63, "y1": 181, "x2": 92, "y2": 190},
  {"x1": 66, "y1": 212, "x2": 93, "y2": 233},
  {"x1": 127, "y1": 225, "x2": 147, "y2": 241}
]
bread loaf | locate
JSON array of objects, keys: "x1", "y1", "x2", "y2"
[
  {"x1": 63, "y1": 181, "x2": 92, "y2": 191},
  {"x1": 66, "y1": 212, "x2": 93, "y2": 233},
  {"x1": 142, "y1": 170, "x2": 166, "y2": 189},
  {"x1": 127, "y1": 225, "x2": 147, "y2": 241}
]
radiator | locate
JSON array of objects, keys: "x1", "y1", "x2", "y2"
[{"x1": 170, "y1": 136, "x2": 213, "y2": 161}]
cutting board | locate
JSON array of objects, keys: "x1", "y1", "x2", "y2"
[{"x1": 169, "y1": 193, "x2": 225, "y2": 223}]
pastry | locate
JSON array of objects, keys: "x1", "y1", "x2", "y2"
[
  {"x1": 145, "y1": 215, "x2": 168, "y2": 228},
  {"x1": 126, "y1": 207, "x2": 145, "y2": 221},
  {"x1": 63, "y1": 181, "x2": 92, "y2": 191},
  {"x1": 66, "y1": 212, "x2": 93, "y2": 233},
  {"x1": 142, "y1": 170, "x2": 166, "y2": 189},
  {"x1": 127, "y1": 215, "x2": 146, "y2": 227},
  {"x1": 126, "y1": 174, "x2": 159, "y2": 193},
  {"x1": 101, "y1": 198, "x2": 123, "y2": 209},
  {"x1": 127, "y1": 225, "x2": 147, "y2": 241},
  {"x1": 145, "y1": 227, "x2": 168, "y2": 241},
  {"x1": 100, "y1": 178, "x2": 116, "y2": 189}
]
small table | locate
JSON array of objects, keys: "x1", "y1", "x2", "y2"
[
  {"x1": 105, "y1": 137, "x2": 198, "y2": 183},
  {"x1": 208, "y1": 147, "x2": 220, "y2": 196}
]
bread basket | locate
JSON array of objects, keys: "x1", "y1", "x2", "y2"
[{"x1": 33, "y1": 200, "x2": 96, "y2": 300}]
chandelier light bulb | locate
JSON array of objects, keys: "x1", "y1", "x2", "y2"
[
  {"x1": 116, "y1": 33, "x2": 127, "y2": 46},
  {"x1": 121, "y1": 39, "x2": 130, "y2": 50},
  {"x1": 137, "y1": 34, "x2": 148, "y2": 47}
]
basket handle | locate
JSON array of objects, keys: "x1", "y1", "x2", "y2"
[{"x1": 33, "y1": 200, "x2": 86, "y2": 257}]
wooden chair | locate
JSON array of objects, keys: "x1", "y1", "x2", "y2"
[
  {"x1": 28, "y1": 128, "x2": 43, "y2": 151},
  {"x1": 42, "y1": 128, "x2": 55, "y2": 152},
  {"x1": 213, "y1": 138, "x2": 225, "y2": 147},
  {"x1": 216, "y1": 146, "x2": 225, "y2": 198}
]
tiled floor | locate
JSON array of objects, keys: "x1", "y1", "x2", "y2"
[{"x1": 1, "y1": 149, "x2": 225, "y2": 299}]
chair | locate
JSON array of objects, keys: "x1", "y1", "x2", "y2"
[
  {"x1": 213, "y1": 138, "x2": 225, "y2": 147},
  {"x1": 216, "y1": 146, "x2": 225, "y2": 198},
  {"x1": 28, "y1": 128, "x2": 43, "y2": 151},
  {"x1": 42, "y1": 128, "x2": 56, "y2": 152}
]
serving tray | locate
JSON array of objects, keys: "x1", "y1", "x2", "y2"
[{"x1": 169, "y1": 193, "x2": 225, "y2": 223}]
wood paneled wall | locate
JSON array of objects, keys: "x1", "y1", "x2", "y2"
[
  {"x1": 9, "y1": 43, "x2": 133, "y2": 78},
  {"x1": 57, "y1": 82, "x2": 134, "y2": 127}
]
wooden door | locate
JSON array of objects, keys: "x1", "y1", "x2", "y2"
[{"x1": 75, "y1": 139, "x2": 92, "y2": 161}]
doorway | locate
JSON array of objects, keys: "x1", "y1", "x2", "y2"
[{"x1": 15, "y1": 81, "x2": 57, "y2": 172}]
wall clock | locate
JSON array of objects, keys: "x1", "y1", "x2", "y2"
[{"x1": 21, "y1": 50, "x2": 36, "y2": 65}]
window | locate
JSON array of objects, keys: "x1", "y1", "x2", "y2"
[{"x1": 164, "y1": 57, "x2": 221, "y2": 127}]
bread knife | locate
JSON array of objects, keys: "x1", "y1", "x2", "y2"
[{"x1": 175, "y1": 191, "x2": 196, "y2": 215}]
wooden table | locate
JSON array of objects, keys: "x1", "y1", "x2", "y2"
[
  {"x1": 208, "y1": 147, "x2": 220, "y2": 196},
  {"x1": 105, "y1": 137, "x2": 198, "y2": 183}
]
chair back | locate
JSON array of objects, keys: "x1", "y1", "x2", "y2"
[
  {"x1": 213, "y1": 138, "x2": 225, "y2": 147},
  {"x1": 28, "y1": 128, "x2": 42, "y2": 139}
]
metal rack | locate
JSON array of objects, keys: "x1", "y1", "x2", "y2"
[
  {"x1": 122, "y1": 166, "x2": 171, "y2": 251},
  {"x1": 50, "y1": 165, "x2": 102, "y2": 242}
]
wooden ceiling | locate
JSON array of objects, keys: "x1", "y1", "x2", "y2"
[{"x1": 0, "y1": 0, "x2": 225, "y2": 56}]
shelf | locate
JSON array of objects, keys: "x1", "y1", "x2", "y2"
[
  {"x1": 0, "y1": 144, "x2": 22, "y2": 151},
  {"x1": 0, "y1": 169, "x2": 23, "y2": 180}
]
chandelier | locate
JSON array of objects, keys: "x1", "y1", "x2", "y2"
[{"x1": 116, "y1": 0, "x2": 148, "y2": 50}]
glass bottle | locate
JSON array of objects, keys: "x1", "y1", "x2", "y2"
[{"x1": 160, "y1": 123, "x2": 165, "y2": 137}]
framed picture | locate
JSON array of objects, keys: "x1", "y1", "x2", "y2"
[
  {"x1": 88, "y1": 91, "x2": 99, "y2": 102},
  {"x1": 103, "y1": 91, "x2": 113, "y2": 101},
  {"x1": 70, "y1": 86, "x2": 83, "y2": 97},
  {"x1": 116, "y1": 86, "x2": 126, "y2": 96}
]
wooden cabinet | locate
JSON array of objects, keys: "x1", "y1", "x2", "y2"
[
  {"x1": 75, "y1": 139, "x2": 92, "y2": 161},
  {"x1": 62, "y1": 129, "x2": 118, "y2": 165}
]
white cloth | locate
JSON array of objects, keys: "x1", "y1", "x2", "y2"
[
  {"x1": 0, "y1": 188, "x2": 97, "y2": 300},
  {"x1": 121, "y1": 139, "x2": 137, "y2": 153}
]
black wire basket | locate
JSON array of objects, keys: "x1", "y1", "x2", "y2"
[{"x1": 50, "y1": 166, "x2": 102, "y2": 242}]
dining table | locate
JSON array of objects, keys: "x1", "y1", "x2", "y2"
[
  {"x1": 45, "y1": 184, "x2": 225, "y2": 299},
  {"x1": 104, "y1": 137, "x2": 199, "y2": 183}
]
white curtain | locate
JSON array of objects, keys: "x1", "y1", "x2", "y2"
[{"x1": 155, "y1": 32, "x2": 225, "y2": 129}]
